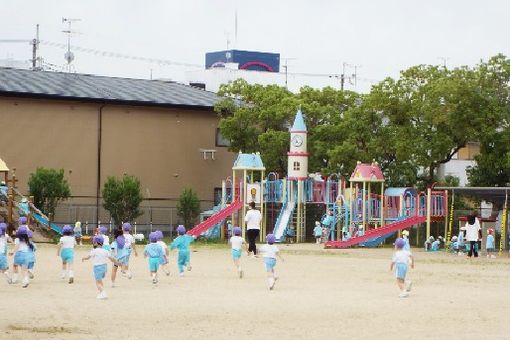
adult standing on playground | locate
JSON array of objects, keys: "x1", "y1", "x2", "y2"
[
  {"x1": 461, "y1": 211, "x2": 481, "y2": 258},
  {"x1": 245, "y1": 201, "x2": 262, "y2": 256}
]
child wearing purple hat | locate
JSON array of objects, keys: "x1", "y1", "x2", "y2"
[
  {"x1": 10, "y1": 226, "x2": 34, "y2": 287},
  {"x1": 110, "y1": 231, "x2": 131, "y2": 287},
  {"x1": 170, "y1": 225, "x2": 196, "y2": 277},
  {"x1": 0, "y1": 223, "x2": 13, "y2": 284},
  {"x1": 229, "y1": 227, "x2": 246, "y2": 278},
  {"x1": 98, "y1": 226, "x2": 111, "y2": 251},
  {"x1": 26, "y1": 230, "x2": 37, "y2": 279},
  {"x1": 144, "y1": 232, "x2": 165, "y2": 284},
  {"x1": 82, "y1": 235, "x2": 118, "y2": 299},
  {"x1": 121, "y1": 223, "x2": 138, "y2": 277},
  {"x1": 56, "y1": 225, "x2": 77, "y2": 283},
  {"x1": 259, "y1": 234, "x2": 284, "y2": 290},
  {"x1": 390, "y1": 238, "x2": 414, "y2": 298},
  {"x1": 155, "y1": 231, "x2": 170, "y2": 276}
]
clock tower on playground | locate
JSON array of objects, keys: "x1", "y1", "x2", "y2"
[{"x1": 287, "y1": 109, "x2": 308, "y2": 180}]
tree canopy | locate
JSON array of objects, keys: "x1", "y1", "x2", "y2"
[
  {"x1": 28, "y1": 167, "x2": 71, "y2": 218},
  {"x1": 216, "y1": 55, "x2": 510, "y2": 188}
]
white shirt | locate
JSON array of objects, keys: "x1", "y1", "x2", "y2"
[
  {"x1": 157, "y1": 240, "x2": 167, "y2": 255},
  {"x1": 89, "y1": 248, "x2": 110, "y2": 266},
  {"x1": 102, "y1": 235, "x2": 110, "y2": 246},
  {"x1": 245, "y1": 209, "x2": 262, "y2": 230},
  {"x1": 0, "y1": 236, "x2": 7, "y2": 254},
  {"x1": 123, "y1": 233, "x2": 135, "y2": 249},
  {"x1": 229, "y1": 236, "x2": 245, "y2": 250},
  {"x1": 392, "y1": 250, "x2": 412, "y2": 264},
  {"x1": 461, "y1": 219, "x2": 481, "y2": 242},
  {"x1": 260, "y1": 244, "x2": 279, "y2": 259},
  {"x1": 17, "y1": 241, "x2": 28, "y2": 252},
  {"x1": 59, "y1": 236, "x2": 76, "y2": 249}
]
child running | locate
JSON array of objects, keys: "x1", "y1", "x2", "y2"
[
  {"x1": 0, "y1": 223, "x2": 12, "y2": 284},
  {"x1": 56, "y1": 225, "x2": 77, "y2": 284},
  {"x1": 144, "y1": 232, "x2": 165, "y2": 284},
  {"x1": 10, "y1": 226, "x2": 34, "y2": 287},
  {"x1": 82, "y1": 235, "x2": 118, "y2": 300},
  {"x1": 229, "y1": 227, "x2": 246, "y2": 278},
  {"x1": 259, "y1": 233, "x2": 284, "y2": 290},
  {"x1": 390, "y1": 238, "x2": 414, "y2": 298},
  {"x1": 110, "y1": 231, "x2": 130, "y2": 287},
  {"x1": 155, "y1": 230, "x2": 170, "y2": 276},
  {"x1": 26, "y1": 230, "x2": 37, "y2": 279},
  {"x1": 121, "y1": 223, "x2": 137, "y2": 278},
  {"x1": 170, "y1": 225, "x2": 195, "y2": 277}
]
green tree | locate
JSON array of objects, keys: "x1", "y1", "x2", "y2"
[
  {"x1": 102, "y1": 175, "x2": 143, "y2": 226},
  {"x1": 28, "y1": 167, "x2": 71, "y2": 218},
  {"x1": 176, "y1": 187, "x2": 200, "y2": 228}
]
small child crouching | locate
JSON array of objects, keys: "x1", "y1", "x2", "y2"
[
  {"x1": 82, "y1": 235, "x2": 117, "y2": 299},
  {"x1": 390, "y1": 238, "x2": 414, "y2": 298},
  {"x1": 144, "y1": 232, "x2": 164, "y2": 284},
  {"x1": 260, "y1": 233, "x2": 284, "y2": 290}
]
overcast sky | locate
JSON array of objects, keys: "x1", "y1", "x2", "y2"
[{"x1": 1, "y1": 0, "x2": 509, "y2": 92}]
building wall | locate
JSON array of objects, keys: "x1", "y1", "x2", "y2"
[{"x1": 0, "y1": 97, "x2": 234, "y2": 209}]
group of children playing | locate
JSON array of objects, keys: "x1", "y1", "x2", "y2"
[{"x1": 0, "y1": 217, "x2": 286, "y2": 298}]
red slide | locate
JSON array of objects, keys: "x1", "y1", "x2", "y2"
[
  {"x1": 187, "y1": 200, "x2": 244, "y2": 237},
  {"x1": 325, "y1": 215, "x2": 426, "y2": 249}
]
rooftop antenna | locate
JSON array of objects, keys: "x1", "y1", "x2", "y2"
[
  {"x1": 62, "y1": 17, "x2": 81, "y2": 72},
  {"x1": 234, "y1": 9, "x2": 238, "y2": 48}
]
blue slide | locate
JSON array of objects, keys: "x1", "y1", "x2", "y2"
[
  {"x1": 32, "y1": 212, "x2": 62, "y2": 235},
  {"x1": 273, "y1": 200, "x2": 296, "y2": 242}
]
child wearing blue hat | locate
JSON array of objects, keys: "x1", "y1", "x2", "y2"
[
  {"x1": 259, "y1": 234, "x2": 284, "y2": 290},
  {"x1": 144, "y1": 232, "x2": 165, "y2": 284},
  {"x1": 170, "y1": 225, "x2": 196, "y2": 277},
  {"x1": 229, "y1": 226, "x2": 246, "y2": 278},
  {"x1": 0, "y1": 223, "x2": 13, "y2": 284},
  {"x1": 82, "y1": 235, "x2": 118, "y2": 299},
  {"x1": 56, "y1": 225, "x2": 77, "y2": 283},
  {"x1": 390, "y1": 238, "x2": 414, "y2": 298}
]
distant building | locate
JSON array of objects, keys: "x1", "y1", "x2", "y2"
[
  {"x1": 437, "y1": 142, "x2": 480, "y2": 186},
  {"x1": 0, "y1": 67, "x2": 235, "y2": 225}
]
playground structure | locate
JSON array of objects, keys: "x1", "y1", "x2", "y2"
[{"x1": 187, "y1": 109, "x2": 448, "y2": 248}]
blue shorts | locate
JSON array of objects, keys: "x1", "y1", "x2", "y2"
[
  {"x1": 60, "y1": 248, "x2": 74, "y2": 264},
  {"x1": 231, "y1": 249, "x2": 242, "y2": 260},
  {"x1": 117, "y1": 256, "x2": 129, "y2": 266},
  {"x1": 93, "y1": 264, "x2": 107, "y2": 281},
  {"x1": 102, "y1": 244, "x2": 111, "y2": 251},
  {"x1": 0, "y1": 254, "x2": 8, "y2": 270},
  {"x1": 149, "y1": 257, "x2": 160, "y2": 272},
  {"x1": 178, "y1": 250, "x2": 190, "y2": 266},
  {"x1": 395, "y1": 263, "x2": 408, "y2": 280},
  {"x1": 14, "y1": 251, "x2": 28, "y2": 267},
  {"x1": 264, "y1": 258, "x2": 276, "y2": 272}
]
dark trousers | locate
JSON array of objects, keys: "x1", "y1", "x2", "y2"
[
  {"x1": 468, "y1": 241, "x2": 479, "y2": 257},
  {"x1": 247, "y1": 229, "x2": 260, "y2": 255}
]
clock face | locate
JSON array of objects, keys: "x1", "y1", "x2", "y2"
[{"x1": 292, "y1": 135, "x2": 303, "y2": 147}]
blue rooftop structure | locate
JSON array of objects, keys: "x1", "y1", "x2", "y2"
[
  {"x1": 232, "y1": 152, "x2": 266, "y2": 170},
  {"x1": 290, "y1": 109, "x2": 307, "y2": 132}
]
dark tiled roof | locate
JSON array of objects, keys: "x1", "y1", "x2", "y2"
[{"x1": 0, "y1": 67, "x2": 219, "y2": 109}]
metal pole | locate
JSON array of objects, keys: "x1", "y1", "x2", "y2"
[{"x1": 426, "y1": 187, "x2": 432, "y2": 239}]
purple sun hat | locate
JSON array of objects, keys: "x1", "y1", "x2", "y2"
[
  {"x1": 0, "y1": 223, "x2": 7, "y2": 235},
  {"x1": 149, "y1": 232, "x2": 158, "y2": 243},
  {"x1": 19, "y1": 216, "x2": 27, "y2": 225},
  {"x1": 122, "y1": 223, "x2": 132, "y2": 232},
  {"x1": 93, "y1": 234, "x2": 104, "y2": 245},
  {"x1": 155, "y1": 230, "x2": 163, "y2": 240},
  {"x1": 17, "y1": 226, "x2": 28, "y2": 237},
  {"x1": 233, "y1": 227, "x2": 242, "y2": 236},
  {"x1": 99, "y1": 226, "x2": 108, "y2": 235},
  {"x1": 62, "y1": 225, "x2": 73, "y2": 234},
  {"x1": 176, "y1": 225, "x2": 186, "y2": 235},
  {"x1": 116, "y1": 235, "x2": 125, "y2": 249},
  {"x1": 266, "y1": 233, "x2": 276, "y2": 244},
  {"x1": 395, "y1": 238, "x2": 405, "y2": 249}
]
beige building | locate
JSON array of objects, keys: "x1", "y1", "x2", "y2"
[{"x1": 0, "y1": 68, "x2": 234, "y2": 229}]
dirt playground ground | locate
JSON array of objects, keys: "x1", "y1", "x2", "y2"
[{"x1": 1, "y1": 242, "x2": 509, "y2": 340}]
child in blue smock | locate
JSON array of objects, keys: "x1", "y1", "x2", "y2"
[
  {"x1": 144, "y1": 232, "x2": 164, "y2": 284},
  {"x1": 402, "y1": 230, "x2": 411, "y2": 251},
  {"x1": 170, "y1": 225, "x2": 195, "y2": 277},
  {"x1": 56, "y1": 225, "x2": 77, "y2": 284},
  {"x1": 321, "y1": 210, "x2": 335, "y2": 241},
  {"x1": 11, "y1": 226, "x2": 34, "y2": 287},
  {"x1": 313, "y1": 222, "x2": 322, "y2": 244},
  {"x1": 110, "y1": 234, "x2": 130, "y2": 287},
  {"x1": 0, "y1": 223, "x2": 12, "y2": 284},
  {"x1": 486, "y1": 228, "x2": 495, "y2": 259}
]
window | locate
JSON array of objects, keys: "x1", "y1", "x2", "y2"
[
  {"x1": 216, "y1": 128, "x2": 230, "y2": 147},
  {"x1": 293, "y1": 161, "x2": 300, "y2": 171},
  {"x1": 214, "y1": 187, "x2": 222, "y2": 206}
]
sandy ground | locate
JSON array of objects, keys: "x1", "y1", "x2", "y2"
[{"x1": 1, "y1": 243, "x2": 509, "y2": 340}]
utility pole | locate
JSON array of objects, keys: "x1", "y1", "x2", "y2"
[
  {"x1": 31, "y1": 24, "x2": 39, "y2": 70},
  {"x1": 340, "y1": 62, "x2": 358, "y2": 91},
  {"x1": 282, "y1": 58, "x2": 296, "y2": 89}
]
